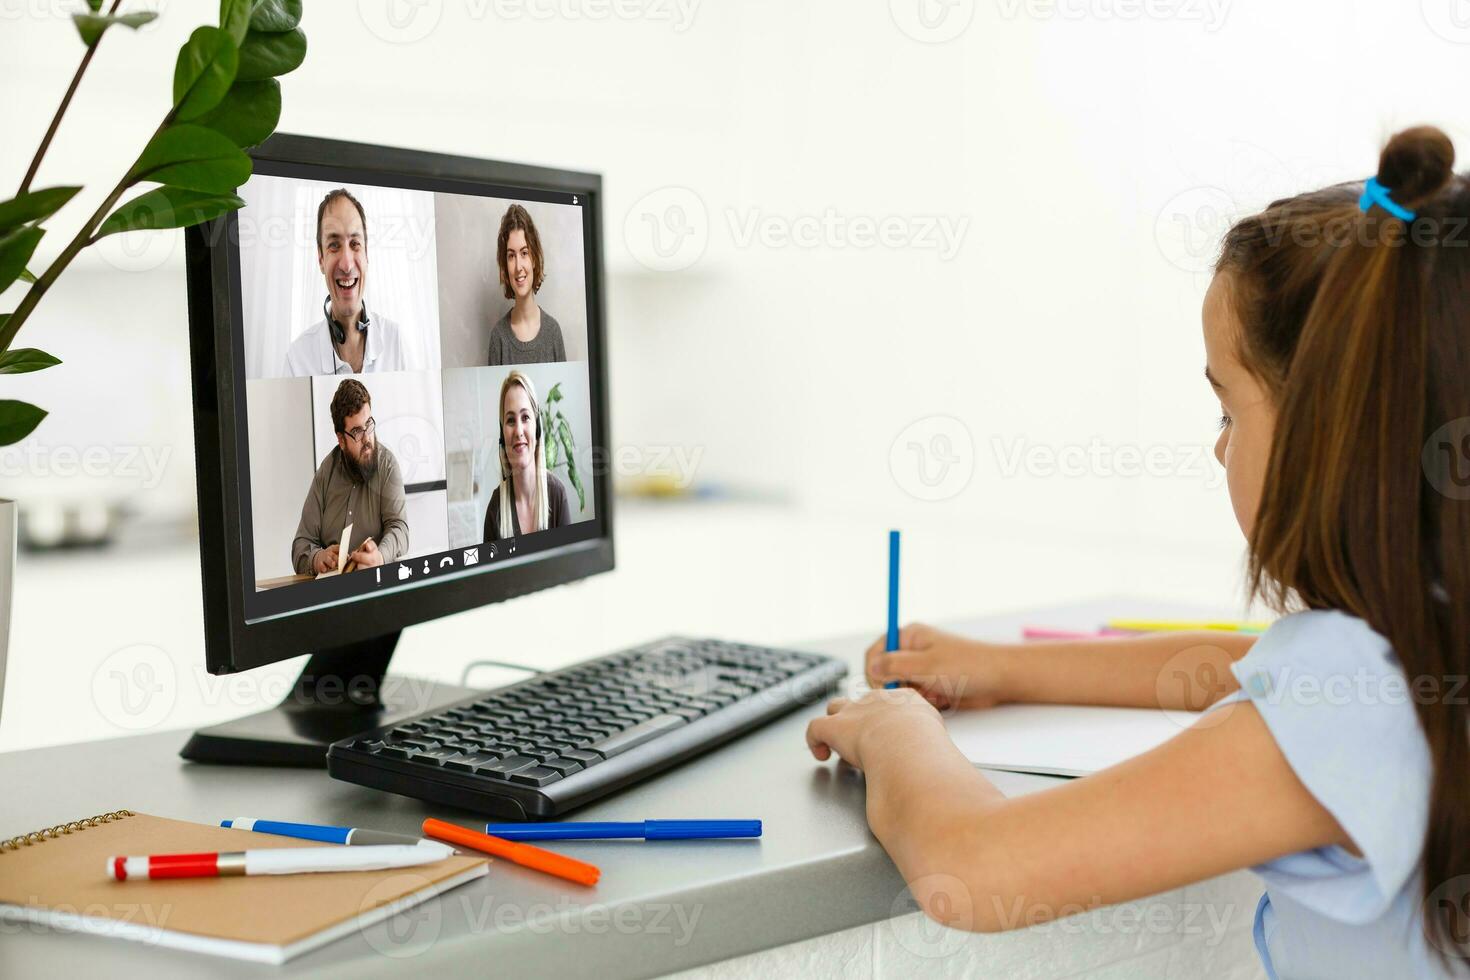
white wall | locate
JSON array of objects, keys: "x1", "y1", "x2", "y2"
[
  {"x1": 2, "y1": 1, "x2": 1468, "y2": 667},
  {"x1": 245, "y1": 377, "x2": 314, "y2": 580}
]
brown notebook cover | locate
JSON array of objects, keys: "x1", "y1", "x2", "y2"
[{"x1": 0, "y1": 811, "x2": 489, "y2": 963}]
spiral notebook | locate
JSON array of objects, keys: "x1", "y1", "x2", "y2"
[{"x1": 0, "y1": 810, "x2": 490, "y2": 964}]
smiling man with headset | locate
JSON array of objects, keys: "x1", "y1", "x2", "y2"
[{"x1": 284, "y1": 188, "x2": 410, "y2": 376}]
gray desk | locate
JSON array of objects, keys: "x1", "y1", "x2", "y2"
[{"x1": 0, "y1": 599, "x2": 1258, "y2": 978}]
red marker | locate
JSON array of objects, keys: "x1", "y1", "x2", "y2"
[{"x1": 107, "y1": 843, "x2": 452, "y2": 881}]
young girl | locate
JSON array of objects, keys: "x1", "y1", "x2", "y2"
[{"x1": 808, "y1": 125, "x2": 1470, "y2": 978}]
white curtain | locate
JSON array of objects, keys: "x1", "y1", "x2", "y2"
[{"x1": 239, "y1": 174, "x2": 442, "y2": 378}]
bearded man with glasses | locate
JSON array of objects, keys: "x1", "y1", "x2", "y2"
[{"x1": 291, "y1": 378, "x2": 409, "y2": 575}]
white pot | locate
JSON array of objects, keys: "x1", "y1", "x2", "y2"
[{"x1": 0, "y1": 499, "x2": 12, "y2": 730}]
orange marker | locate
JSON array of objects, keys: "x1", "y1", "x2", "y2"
[{"x1": 422, "y1": 818, "x2": 600, "y2": 887}]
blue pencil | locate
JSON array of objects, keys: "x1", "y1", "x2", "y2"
[{"x1": 885, "y1": 529, "x2": 900, "y2": 689}]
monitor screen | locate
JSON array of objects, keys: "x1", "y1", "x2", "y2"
[{"x1": 222, "y1": 155, "x2": 606, "y2": 624}]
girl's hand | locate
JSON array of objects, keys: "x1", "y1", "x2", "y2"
[
  {"x1": 864, "y1": 623, "x2": 1008, "y2": 710},
  {"x1": 806, "y1": 687, "x2": 946, "y2": 771}
]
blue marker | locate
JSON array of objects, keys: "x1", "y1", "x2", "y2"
[
  {"x1": 482, "y1": 820, "x2": 761, "y2": 841},
  {"x1": 221, "y1": 818, "x2": 433, "y2": 847},
  {"x1": 885, "y1": 529, "x2": 901, "y2": 688}
]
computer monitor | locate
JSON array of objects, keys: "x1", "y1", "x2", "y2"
[{"x1": 181, "y1": 135, "x2": 612, "y2": 765}]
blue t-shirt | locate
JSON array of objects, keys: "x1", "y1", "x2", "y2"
[{"x1": 1214, "y1": 610, "x2": 1448, "y2": 979}]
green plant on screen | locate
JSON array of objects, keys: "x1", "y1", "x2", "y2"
[{"x1": 541, "y1": 382, "x2": 586, "y2": 513}]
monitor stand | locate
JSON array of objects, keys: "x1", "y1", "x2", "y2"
[{"x1": 179, "y1": 631, "x2": 479, "y2": 768}]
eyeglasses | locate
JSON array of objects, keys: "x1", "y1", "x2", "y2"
[{"x1": 340, "y1": 417, "x2": 376, "y2": 442}]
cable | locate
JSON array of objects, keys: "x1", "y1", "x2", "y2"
[{"x1": 459, "y1": 659, "x2": 546, "y2": 687}]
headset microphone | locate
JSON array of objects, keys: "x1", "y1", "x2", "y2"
[{"x1": 323, "y1": 296, "x2": 371, "y2": 345}]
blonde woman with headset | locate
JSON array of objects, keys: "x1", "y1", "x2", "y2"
[{"x1": 483, "y1": 370, "x2": 570, "y2": 541}]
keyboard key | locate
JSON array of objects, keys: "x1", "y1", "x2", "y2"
[
  {"x1": 558, "y1": 748, "x2": 602, "y2": 767},
  {"x1": 398, "y1": 738, "x2": 442, "y2": 752},
  {"x1": 509, "y1": 766, "x2": 562, "y2": 787},
  {"x1": 444, "y1": 752, "x2": 504, "y2": 772},
  {"x1": 589, "y1": 714, "x2": 687, "y2": 758},
  {"x1": 377, "y1": 745, "x2": 411, "y2": 760},
  {"x1": 541, "y1": 757, "x2": 584, "y2": 776},
  {"x1": 480, "y1": 755, "x2": 538, "y2": 778}
]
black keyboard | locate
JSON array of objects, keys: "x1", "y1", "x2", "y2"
[{"x1": 326, "y1": 636, "x2": 847, "y2": 819}]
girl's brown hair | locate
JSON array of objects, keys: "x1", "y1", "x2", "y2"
[{"x1": 1217, "y1": 125, "x2": 1470, "y2": 960}]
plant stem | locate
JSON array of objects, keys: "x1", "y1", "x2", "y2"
[
  {"x1": 17, "y1": 0, "x2": 125, "y2": 196},
  {"x1": 0, "y1": 113, "x2": 171, "y2": 354}
]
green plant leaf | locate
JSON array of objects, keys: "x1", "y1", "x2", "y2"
[
  {"x1": 86, "y1": 0, "x2": 103, "y2": 10},
  {"x1": 0, "y1": 226, "x2": 44, "y2": 294},
  {"x1": 560, "y1": 427, "x2": 586, "y2": 511},
  {"x1": 18, "y1": 267, "x2": 36, "y2": 284},
  {"x1": 173, "y1": 26, "x2": 239, "y2": 122},
  {"x1": 237, "y1": 27, "x2": 306, "y2": 82},
  {"x1": 95, "y1": 187, "x2": 244, "y2": 240},
  {"x1": 250, "y1": 0, "x2": 303, "y2": 32},
  {"x1": 545, "y1": 382, "x2": 563, "y2": 404},
  {"x1": 73, "y1": 11, "x2": 158, "y2": 47},
  {"x1": 0, "y1": 400, "x2": 47, "y2": 446},
  {"x1": 545, "y1": 420, "x2": 562, "y2": 467},
  {"x1": 0, "y1": 348, "x2": 61, "y2": 375},
  {"x1": 195, "y1": 78, "x2": 281, "y2": 148},
  {"x1": 220, "y1": 0, "x2": 253, "y2": 45},
  {"x1": 0, "y1": 186, "x2": 81, "y2": 234},
  {"x1": 130, "y1": 125, "x2": 251, "y2": 193}
]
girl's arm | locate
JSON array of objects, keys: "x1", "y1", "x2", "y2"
[
  {"x1": 866, "y1": 624, "x2": 1256, "y2": 712},
  {"x1": 807, "y1": 688, "x2": 1350, "y2": 932}
]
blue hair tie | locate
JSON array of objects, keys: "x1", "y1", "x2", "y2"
[{"x1": 1358, "y1": 176, "x2": 1417, "y2": 221}]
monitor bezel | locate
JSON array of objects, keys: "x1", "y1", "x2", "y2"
[{"x1": 186, "y1": 133, "x2": 614, "y2": 675}]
